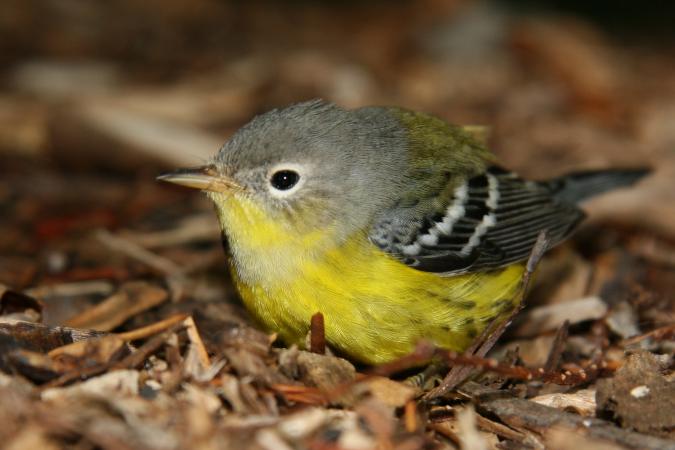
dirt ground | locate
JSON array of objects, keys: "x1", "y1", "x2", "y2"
[{"x1": 1, "y1": 1, "x2": 674, "y2": 449}]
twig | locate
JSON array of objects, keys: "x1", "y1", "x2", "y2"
[
  {"x1": 544, "y1": 320, "x2": 570, "y2": 373},
  {"x1": 120, "y1": 214, "x2": 220, "y2": 248},
  {"x1": 271, "y1": 384, "x2": 329, "y2": 405},
  {"x1": 24, "y1": 280, "x2": 114, "y2": 299},
  {"x1": 429, "y1": 350, "x2": 601, "y2": 386},
  {"x1": 95, "y1": 229, "x2": 182, "y2": 276},
  {"x1": 95, "y1": 228, "x2": 189, "y2": 300},
  {"x1": 116, "y1": 313, "x2": 189, "y2": 341},
  {"x1": 310, "y1": 312, "x2": 326, "y2": 354},
  {"x1": 65, "y1": 281, "x2": 168, "y2": 331},
  {"x1": 620, "y1": 323, "x2": 675, "y2": 346},
  {"x1": 183, "y1": 315, "x2": 211, "y2": 369},
  {"x1": 404, "y1": 400, "x2": 418, "y2": 432},
  {"x1": 370, "y1": 341, "x2": 437, "y2": 377}
]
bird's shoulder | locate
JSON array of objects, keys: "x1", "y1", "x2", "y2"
[{"x1": 359, "y1": 106, "x2": 495, "y2": 175}]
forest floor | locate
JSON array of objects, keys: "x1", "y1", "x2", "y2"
[{"x1": 1, "y1": 1, "x2": 674, "y2": 449}]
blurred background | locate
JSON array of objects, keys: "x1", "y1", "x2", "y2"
[
  {"x1": 1, "y1": 3, "x2": 675, "y2": 447},
  {"x1": 1, "y1": 0, "x2": 674, "y2": 303}
]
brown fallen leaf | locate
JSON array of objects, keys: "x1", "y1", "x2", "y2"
[
  {"x1": 65, "y1": 281, "x2": 168, "y2": 331},
  {"x1": 531, "y1": 389, "x2": 596, "y2": 417}
]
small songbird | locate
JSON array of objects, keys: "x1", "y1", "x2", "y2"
[{"x1": 159, "y1": 100, "x2": 647, "y2": 364}]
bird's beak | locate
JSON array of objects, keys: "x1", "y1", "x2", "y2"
[{"x1": 157, "y1": 164, "x2": 241, "y2": 193}]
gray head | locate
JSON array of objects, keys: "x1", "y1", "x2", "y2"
[{"x1": 160, "y1": 100, "x2": 409, "y2": 238}]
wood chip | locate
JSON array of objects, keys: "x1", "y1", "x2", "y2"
[
  {"x1": 65, "y1": 281, "x2": 168, "y2": 331},
  {"x1": 531, "y1": 389, "x2": 596, "y2": 417}
]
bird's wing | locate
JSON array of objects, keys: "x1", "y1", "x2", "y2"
[{"x1": 369, "y1": 166, "x2": 585, "y2": 275}]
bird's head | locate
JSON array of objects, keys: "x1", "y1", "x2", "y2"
[{"x1": 159, "y1": 100, "x2": 408, "y2": 241}]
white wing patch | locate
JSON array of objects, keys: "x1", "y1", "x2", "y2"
[
  {"x1": 417, "y1": 182, "x2": 468, "y2": 244},
  {"x1": 461, "y1": 212, "x2": 496, "y2": 255},
  {"x1": 402, "y1": 242, "x2": 422, "y2": 256},
  {"x1": 460, "y1": 173, "x2": 500, "y2": 254},
  {"x1": 486, "y1": 172, "x2": 500, "y2": 209}
]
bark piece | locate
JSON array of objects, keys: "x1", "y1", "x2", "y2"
[
  {"x1": 461, "y1": 382, "x2": 674, "y2": 450},
  {"x1": 596, "y1": 351, "x2": 675, "y2": 439}
]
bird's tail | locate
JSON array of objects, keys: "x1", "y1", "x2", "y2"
[{"x1": 544, "y1": 168, "x2": 650, "y2": 204}]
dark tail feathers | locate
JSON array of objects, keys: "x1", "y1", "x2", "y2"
[{"x1": 545, "y1": 168, "x2": 650, "y2": 204}]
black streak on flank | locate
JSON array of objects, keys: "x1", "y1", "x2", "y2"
[
  {"x1": 494, "y1": 298, "x2": 515, "y2": 314},
  {"x1": 423, "y1": 290, "x2": 442, "y2": 299},
  {"x1": 455, "y1": 299, "x2": 477, "y2": 310}
]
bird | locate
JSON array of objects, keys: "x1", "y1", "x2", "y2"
[{"x1": 158, "y1": 100, "x2": 648, "y2": 365}]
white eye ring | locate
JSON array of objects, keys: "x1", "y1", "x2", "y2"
[{"x1": 267, "y1": 163, "x2": 307, "y2": 198}]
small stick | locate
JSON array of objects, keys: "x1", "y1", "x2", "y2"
[
  {"x1": 310, "y1": 312, "x2": 326, "y2": 354},
  {"x1": 183, "y1": 315, "x2": 211, "y2": 369},
  {"x1": 95, "y1": 229, "x2": 182, "y2": 276},
  {"x1": 404, "y1": 400, "x2": 418, "y2": 432},
  {"x1": 544, "y1": 320, "x2": 569, "y2": 373},
  {"x1": 271, "y1": 384, "x2": 329, "y2": 405},
  {"x1": 116, "y1": 313, "x2": 189, "y2": 341},
  {"x1": 25, "y1": 280, "x2": 114, "y2": 299},
  {"x1": 620, "y1": 323, "x2": 675, "y2": 346},
  {"x1": 371, "y1": 341, "x2": 437, "y2": 377}
]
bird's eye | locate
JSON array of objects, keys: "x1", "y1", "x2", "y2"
[{"x1": 270, "y1": 170, "x2": 300, "y2": 191}]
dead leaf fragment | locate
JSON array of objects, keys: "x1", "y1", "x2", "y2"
[
  {"x1": 66, "y1": 281, "x2": 168, "y2": 331},
  {"x1": 531, "y1": 389, "x2": 596, "y2": 416}
]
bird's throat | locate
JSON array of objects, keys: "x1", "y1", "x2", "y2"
[{"x1": 211, "y1": 193, "x2": 337, "y2": 286}]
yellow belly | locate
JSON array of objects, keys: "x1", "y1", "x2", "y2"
[{"x1": 213, "y1": 193, "x2": 526, "y2": 365}]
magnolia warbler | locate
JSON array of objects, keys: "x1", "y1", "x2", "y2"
[{"x1": 159, "y1": 100, "x2": 647, "y2": 364}]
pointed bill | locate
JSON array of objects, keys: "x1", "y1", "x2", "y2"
[{"x1": 157, "y1": 165, "x2": 241, "y2": 193}]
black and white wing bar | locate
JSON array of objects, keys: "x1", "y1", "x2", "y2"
[{"x1": 393, "y1": 167, "x2": 584, "y2": 275}]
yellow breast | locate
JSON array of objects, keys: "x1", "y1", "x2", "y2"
[{"x1": 212, "y1": 192, "x2": 525, "y2": 364}]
